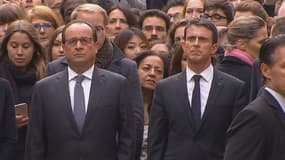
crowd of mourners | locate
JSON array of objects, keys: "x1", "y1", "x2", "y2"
[{"x1": 0, "y1": 0, "x2": 285, "y2": 160}]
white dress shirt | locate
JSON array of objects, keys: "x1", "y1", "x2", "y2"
[
  {"x1": 265, "y1": 87, "x2": 285, "y2": 114},
  {"x1": 186, "y1": 65, "x2": 214, "y2": 118},
  {"x1": 68, "y1": 65, "x2": 94, "y2": 112}
]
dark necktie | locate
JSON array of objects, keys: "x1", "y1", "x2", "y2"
[
  {"x1": 74, "y1": 75, "x2": 86, "y2": 132},
  {"x1": 191, "y1": 75, "x2": 201, "y2": 130}
]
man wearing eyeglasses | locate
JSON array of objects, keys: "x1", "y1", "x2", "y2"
[
  {"x1": 203, "y1": 0, "x2": 234, "y2": 27},
  {"x1": 47, "y1": 3, "x2": 144, "y2": 160},
  {"x1": 25, "y1": 20, "x2": 134, "y2": 160}
]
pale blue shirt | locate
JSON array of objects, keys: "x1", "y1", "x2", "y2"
[
  {"x1": 186, "y1": 65, "x2": 214, "y2": 118},
  {"x1": 68, "y1": 65, "x2": 94, "y2": 112},
  {"x1": 265, "y1": 87, "x2": 285, "y2": 113}
]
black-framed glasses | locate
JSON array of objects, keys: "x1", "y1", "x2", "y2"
[
  {"x1": 65, "y1": 37, "x2": 93, "y2": 46},
  {"x1": 33, "y1": 22, "x2": 53, "y2": 30},
  {"x1": 203, "y1": 14, "x2": 227, "y2": 21}
]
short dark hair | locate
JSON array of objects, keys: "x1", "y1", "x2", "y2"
[
  {"x1": 138, "y1": 9, "x2": 171, "y2": 31},
  {"x1": 107, "y1": 5, "x2": 138, "y2": 28},
  {"x1": 163, "y1": 0, "x2": 184, "y2": 12},
  {"x1": 184, "y1": 18, "x2": 218, "y2": 44},
  {"x1": 62, "y1": 20, "x2": 97, "y2": 44},
  {"x1": 134, "y1": 50, "x2": 168, "y2": 78},
  {"x1": 113, "y1": 27, "x2": 149, "y2": 52},
  {"x1": 259, "y1": 34, "x2": 285, "y2": 67},
  {"x1": 235, "y1": 0, "x2": 268, "y2": 21},
  {"x1": 204, "y1": 0, "x2": 234, "y2": 23}
]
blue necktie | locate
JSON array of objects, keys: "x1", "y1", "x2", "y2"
[
  {"x1": 74, "y1": 75, "x2": 86, "y2": 132},
  {"x1": 191, "y1": 75, "x2": 201, "y2": 130}
]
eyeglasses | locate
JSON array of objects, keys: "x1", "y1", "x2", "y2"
[
  {"x1": 203, "y1": 14, "x2": 227, "y2": 22},
  {"x1": 94, "y1": 25, "x2": 105, "y2": 32},
  {"x1": 33, "y1": 22, "x2": 53, "y2": 30},
  {"x1": 65, "y1": 37, "x2": 93, "y2": 46}
]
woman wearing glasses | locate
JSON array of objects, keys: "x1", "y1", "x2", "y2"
[
  {"x1": 0, "y1": 20, "x2": 47, "y2": 160},
  {"x1": 27, "y1": 5, "x2": 63, "y2": 61}
]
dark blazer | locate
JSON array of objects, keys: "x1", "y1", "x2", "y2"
[
  {"x1": 224, "y1": 90, "x2": 285, "y2": 160},
  {"x1": 47, "y1": 43, "x2": 144, "y2": 159},
  {"x1": 0, "y1": 78, "x2": 16, "y2": 159},
  {"x1": 148, "y1": 69, "x2": 247, "y2": 160},
  {"x1": 25, "y1": 67, "x2": 134, "y2": 160},
  {"x1": 217, "y1": 56, "x2": 252, "y2": 104},
  {"x1": 249, "y1": 59, "x2": 264, "y2": 101}
]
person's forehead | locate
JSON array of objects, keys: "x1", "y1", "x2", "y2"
[
  {"x1": 143, "y1": 16, "x2": 166, "y2": 26},
  {"x1": 186, "y1": 0, "x2": 204, "y2": 8},
  {"x1": 76, "y1": 11, "x2": 105, "y2": 25},
  {"x1": 185, "y1": 25, "x2": 213, "y2": 36},
  {"x1": 66, "y1": 23, "x2": 92, "y2": 34}
]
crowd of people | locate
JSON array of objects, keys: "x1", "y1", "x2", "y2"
[{"x1": 0, "y1": 0, "x2": 284, "y2": 160}]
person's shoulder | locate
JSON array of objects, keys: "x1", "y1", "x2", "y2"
[
  {"x1": 36, "y1": 70, "x2": 66, "y2": 87},
  {"x1": 214, "y1": 69, "x2": 244, "y2": 85},
  {"x1": 97, "y1": 67, "x2": 127, "y2": 81},
  {"x1": 47, "y1": 56, "x2": 67, "y2": 66},
  {"x1": 158, "y1": 71, "x2": 185, "y2": 86},
  {"x1": 0, "y1": 77, "x2": 10, "y2": 90}
]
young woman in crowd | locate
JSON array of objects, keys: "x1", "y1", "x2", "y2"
[
  {"x1": 114, "y1": 27, "x2": 149, "y2": 59},
  {"x1": 106, "y1": 5, "x2": 137, "y2": 41},
  {"x1": 0, "y1": 20, "x2": 47, "y2": 160},
  {"x1": 217, "y1": 16, "x2": 268, "y2": 104},
  {"x1": 47, "y1": 25, "x2": 65, "y2": 61}
]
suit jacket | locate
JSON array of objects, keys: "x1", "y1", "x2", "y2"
[
  {"x1": 0, "y1": 78, "x2": 16, "y2": 159},
  {"x1": 25, "y1": 67, "x2": 134, "y2": 160},
  {"x1": 224, "y1": 90, "x2": 285, "y2": 160},
  {"x1": 47, "y1": 43, "x2": 144, "y2": 159},
  {"x1": 148, "y1": 69, "x2": 247, "y2": 160},
  {"x1": 249, "y1": 59, "x2": 264, "y2": 101}
]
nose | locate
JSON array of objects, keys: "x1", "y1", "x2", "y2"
[
  {"x1": 59, "y1": 45, "x2": 64, "y2": 53},
  {"x1": 192, "y1": 11, "x2": 200, "y2": 19},
  {"x1": 39, "y1": 26, "x2": 45, "y2": 33},
  {"x1": 194, "y1": 37, "x2": 199, "y2": 45},
  {"x1": 17, "y1": 47, "x2": 24, "y2": 56},
  {"x1": 152, "y1": 28, "x2": 157, "y2": 35},
  {"x1": 115, "y1": 21, "x2": 121, "y2": 29},
  {"x1": 75, "y1": 40, "x2": 83, "y2": 49}
]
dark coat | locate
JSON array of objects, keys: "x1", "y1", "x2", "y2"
[
  {"x1": 224, "y1": 90, "x2": 285, "y2": 160},
  {"x1": 148, "y1": 69, "x2": 247, "y2": 160},
  {"x1": 25, "y1": 67, "x2": 135, "y2": 160}
]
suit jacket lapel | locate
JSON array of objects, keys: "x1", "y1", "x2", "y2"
[
  {"x1": 264, "y1": 90, "x2": 285, "y2": 130},
  {"x1": 83, "y1": 67, "x2": 105, "y2": 131},
  {"x1": 178, "y1": 71, "x2": 196, "y2": 132},
  {"x1": 196, "y1": 69, "x2": 224, "y2": 133},
  {"x1": 56, "y1": 69, "x2": 80, "y2": 134}
]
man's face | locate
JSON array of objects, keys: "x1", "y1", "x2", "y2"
[
  {"x1": 63, "y1": 23, "x2": 97, "y2": 72},
  {"x1": 75, "y1": 11, "x2": 106, "y2": 49},
  {"x1": 262, "y1": 46, "x2": 285, "y2": 97},
  {"x1": 181, "y1": 25, "x2": 217, "y2": 69},
  {"x1": 184, "y1": 0, "x2": 204, "y2": 20},
  {"x1": 204, "y1": 9, "x2": 228, "y2": 27},
  {"x1": 142, "y1": 16, "x2": 167, "y2": 43},
  {"x1": 167, "y1": 5, "x2": 184, "y2": 25},
  {"x1": 64, "y1": 1, "x2": 84, "y2": 23}
]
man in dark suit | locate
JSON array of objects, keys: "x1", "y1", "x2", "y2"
[
  {"x1": 224, "y1": 35, "x2": 285, "y2": 160},
  {"x1": 48, "y1": 3, "x2": 143, "y2": 159},
  {"x1": 25, "y1": 20, "x2": 134, "y2": 160},
  {"x1": 148, "y1": 18, "x2": 247, "y2": 160},
  {"x1": 0, "y1": 78, "x2": 16, "y2": 160}
]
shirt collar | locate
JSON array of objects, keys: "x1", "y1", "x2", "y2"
[
  {"x1": 68, "y1": 65, "x2": 94, "y2": 81},
  {"x1": 186, "y1": 64, "x2": 214, "y2": 82},
  {"x1": 265, "y1": 87, "x2": 285, "y2": 113}
]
